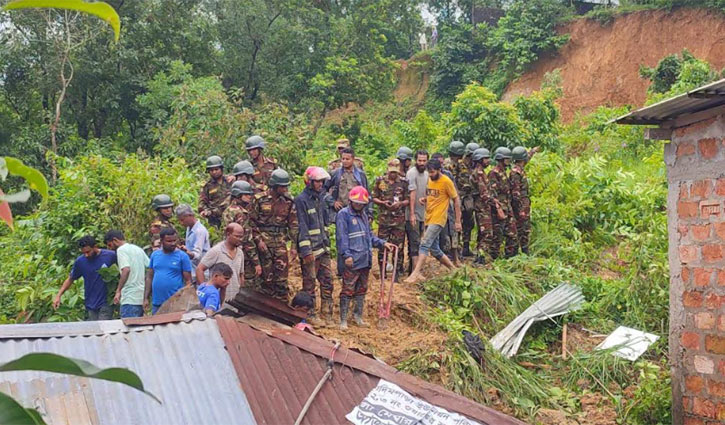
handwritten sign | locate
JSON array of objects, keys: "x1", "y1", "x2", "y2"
[
  {"x1": 701, "y1": 201, "x2": 721, "y2": 218},
  {"x1": 346, "y1": 380, "x2": 481, "y2": 425}
]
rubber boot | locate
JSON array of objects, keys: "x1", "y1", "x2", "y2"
[
  {"x1": 339, "y1": 297, "x2": 350, "y2": 330},
  {"x1": 353, "y1": 295, "x2": 369, "y2": 328},
  {"x1": 307, "y1": 310, "x2": 324, "y2": 327},
  {"x1": 474, "y1": 254, "x2": 486, "y2": 266},
  {"x1": 462, "y1": 247, "x2": 474, "y2": 258},
  {"x1": 321, "y1": 299, "x2": 333, "y2": 325}
]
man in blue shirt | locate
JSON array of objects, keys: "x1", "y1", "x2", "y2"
[
  {"x1": 197, "y1": 263, "x2": 232, "y2": 316},
  {"x1": 53, "y1": 235, "x2": 117, "y2": 320},
  {"x1": 145, "y1": 227, "x2": 192, "y2": 314},
  {"x1": 175, "y1": 204, "x2": 210, "y2": 278}
]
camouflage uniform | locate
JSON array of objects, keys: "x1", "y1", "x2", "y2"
[
  {"x1": 149, "y1": 215, "x2": 174, "y2": 246},
  {"x1": 471, "y1": 164, "x2": 495, "y2": 261},
  {"x1": 252, "y1": 156, "x2": 277, "y2": 186},
  {"x1": 199, "y1": 177, "x2": 231, "y2": 228},
  {"x1": 510, "y1": 164, "x2": 531, "y2": 255},
  {"x1": 441, "y1": 160, "x2": 459, "y2": 256},
  {"x1": 249, "y1": 190, "x2": 299, "y2": 301},
  {"x1": 453, "y1": 157, "x2": 476, "y2": 255},
  {"x1": 373, "y1": 174, "x2": 409, "y2": 277},
  {"x1": 488, "y1": 165, "x2": 518, "y2": 259},
  {"x1": 222, "y1": 198, "x2": 262, "y2": 290}
]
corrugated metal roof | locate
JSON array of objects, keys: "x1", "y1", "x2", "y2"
[
  {"x1": 217, "y1": 316, "x2": 527, "y2": 425},
  {"x1": 614, "y1": 78, "x2": 725, "y2": 125},
  {"x1": 0, "y1": 312, "x2": 256, "y2": 425}
]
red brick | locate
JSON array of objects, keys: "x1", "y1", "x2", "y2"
[
  {"x1": 675, "y1": 117, "x2": 719, "y2": 137},
  {"x1": 681, "y1": 184, "x2": 691, "y2": 200},
  {"x1": 706, "y1": 335, "x2": 725, "y2": 355},
  {"x1": 683, "y1": 267, "x2": 692, "y2": 283},
  {"x1": 719, "y1": 315, "x2": 725, "y2": 332},
  {"x1": 693, "y1": 225, "x2": 713, "y2": 242},
  {"x1": 719, "y1": 403, "x2": 725, "y2": 420},
  {"x1": 716, "y1": 178, "x2": 725, "y2": 196},
  {"x1": 685, "y1": 396, "x2": 693, "y2": 412},
  {"x1": 718, "y1": 270, "x2": 725, "y2": 286},
  {"x1": 679, "y1": 201, "x2": 700, "y2": 219},
  {"x1": 678, "y1": 142, "x2": 697, "y2": 157},
  {"x1": 694, "y1": 397, "x2": 717, "y2": 418},
  {"x1": 707, "y1": 380, "x2": 725, "y2": 398},
  {"x1": 696, "y1": 312, "x2": 716, "y2": 329},
  {"x1": 683, "y1": 331, "x2": 702, "y2": 349},
  {"x1": 695, "y1": 268, "x2": 714, "y2": 286},
  {"x1": 719, "y1": 360, "x2": 725, "y2": 376},
  {"x1": 681, "y1": 245, "x2": 699, "y2": 264},
  {"x1": 705, "y1": 293, "x2": 723, "y2": 309},
  {"x1": 695, "y1": 355, "x2": 715, "y2": 374},
  {"x1": 692, "y1": 180, "x2": 713, "y2": 198},
  {"x1": 702, "y1": 245, "x2": 724, "y2": 263},
  {"x1": 684, "y1": 418, "x2": 704, "y2": 425},
  {"x1": 687, "y1": 375, "x2": 705, "y2": 393},
  {"x1": 715, "y1": 223, "x2": 725, "y2": 241},
  {"x1": 699, "y1": 138, "x2": 719, "y2": 159},
  {"x1": 684, "y1": 291, "x2": 704, "y2": 308}
]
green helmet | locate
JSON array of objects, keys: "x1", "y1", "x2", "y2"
[
  {"x1": 269, "y1": 168, "x2": 291, "y2": 187},
  {"x1": 232, "y1": 160, "x2": 255, "y2": 176},
  {"x1": 396, "y1": 146, "x2": 413, "y2": 161},
  {"x1": 493, "y1": 147, "x2": 512, "y2": 161},
  {"x1": 245, "y1": 135, "x2": 266, "y2": 151},
  {"x1": 448, "y1": 141, "x2": 465, "y2": 156},
  {"x1": 231, "y1": 181, "x2": 254, "y2": 197},
  {"x1": 512, "y1": 146, "x2": 528, "y2": 161},
  {"x1": 151, "y1": 194, "x2": 174, "y2": 210},
  {"x1": 465, "y1": 142, "x2": 480, "y2": 156},
  {"x1": 206, "y1": 155, "x2": 223, "y2": 170},
  {"x1": 472, "y1": 148, "x2": 491, "y2": 162}
]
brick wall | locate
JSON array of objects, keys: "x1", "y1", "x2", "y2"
[{"x1": 667, "y1": 113, "x2": 725, "y2": 424}]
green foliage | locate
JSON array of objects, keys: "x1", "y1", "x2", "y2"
[
  {"x1": 641, "y1": 50, "x2": 722, "y2": 104},
  {"x1": 513, "y1": 89, "x2": 561, "y2": 151},
  {"x1": 623, "y1": 360, "x2": 672, "y2": 424}
]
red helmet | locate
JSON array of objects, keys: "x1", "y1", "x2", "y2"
[
  {"x1": 303, "y1": 166, "x2": 330, "y2": 185},
  {"x1": 348, "y1": 186, "x2": 370, "y2": 204}
]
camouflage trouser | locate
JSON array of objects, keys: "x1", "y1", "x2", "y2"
[
  {"x1": 341, "y1": 266, "x2": 370, "y2": 299},
  {"x1": 515, "y1": 213, "x2": 531, "y2": 254},
  {"x1": 474, "y1": 205, "x2": 494, "y2": 261},
  {"x1": 301, "y1": 252, "x2": 333, "y2": 303},
  {"x1": 258, "y1": 233, "x2": 290, "y2": 301},
  {"x1": 461, "y1": 199, "x2": 476, "y2": 252},
  {"x1": 378, "y1": 224, "x2": 405, "y2": 277},
  {"x1": 491, "y1": 211, "x2": 518, "y2": 259},
  {"x1": 243, "y1": 254, "x2": 261, "y2": 291}
]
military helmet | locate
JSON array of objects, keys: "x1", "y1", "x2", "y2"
[
  {"x1": 465, "y1": 142, "x2": 480, "y2": 156},
  {"x1": 206, "y1": 155, "x2": 223, "y2": 170},
  {"x1": 231, "y1": 181, "x2": 254, "y2": 197},
  {"x1": 336, "y1": 138, "x2": 351, "y2": 149},
  {"x1": 493, "y1": 147, "x2": 512, "y2": 161},
  {"x1": 472, "y1": 148, "x2": 491, "y2": 162},
  {"x1": 448, "y1": 141, "x2": 465, "y2": 156},
  {"x1": 269, "y1": 168, "x2": 291, "y2": 187},
  {"x1": 512, "y1": 146, "x2": 528, "y2": 161},
  {"x1": 232, "y1": 160, "x2": 255, "y2": 176},
  {"x1": 396, "y1": 146, "x2": 413, "y2": 161},
  {"x1": 245, "y1": 135, "x2": 266, "y2": 151},
  {"x1": 151, "y1": 194, "x2": 174, "y2": 210}
]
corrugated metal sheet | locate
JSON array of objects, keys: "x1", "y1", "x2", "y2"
[
  {"x1": 615, "y1": 78, "x2": 725, "y2": 125},
  {"x1": 217, "y1": 316, "x2": 527, "y2": 425},
  {"x1": 0, "y1": 312, "x2": 256, "y2": 425}
]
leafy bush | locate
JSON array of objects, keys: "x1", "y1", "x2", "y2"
[
  {"x1": 641, "y1": 50, "x2": 722, "y2": 104},
  {"x1": 513, "y1": 88, "x2": 562, "y2": 151}
]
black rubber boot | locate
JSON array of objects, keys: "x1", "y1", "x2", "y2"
[
  {"x1": 462, "y1": 247, "x2": 474, "y2": 258},
  {"x1": 353, "y1": 295, "x2": 369, "y2": 327},
  {"x1": 339, "y1": 297, "x2": 350, "y2": 330}
]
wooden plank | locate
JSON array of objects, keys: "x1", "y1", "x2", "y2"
[{"x1": 644, "y1": 127, "x2": 672, "y2": 140}]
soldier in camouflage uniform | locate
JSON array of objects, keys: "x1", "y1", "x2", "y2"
[
  {"x1": 470, "y1": 148, "x2": 494, "y2": 265},
  {"x1": 149, "y1": 194, "x2": 175, "y2": 249},
  {"x1": 459, "y1": 142, "x2": 479, "y2": 257},
  {"x1": 249, "y1": 169, "x2": 299, "y2": 302},
  {"x1": 295, "y1": 167, "x2": 333, "y2": 325},
  {"x1": 372, "y1": 159, "x2": 409, "y2": 281},
  {"x1": 328, "y1": 138, "x2": 365, "y2": 172},
  {"x1": 245, "y1": 135, "x2": 278, "y2": 186},
  {"x1": 396, "y1": 146, "x2": 413, "y2": 175},
  {"x1": 199, "y1": 156, "x2": 231, "y2": 228},
  {"x1": 223, "y1": 181, "x2": 263, "y2": 290},
  {"x1": 489, "y1": 147, "x2": 518, "y2": 259},
  {"x1": 231, "y1": 160, "x2": 267, "y2": 194},
  {"x1": 509, "y1": 146, "x2": 539, "y2": 255}
]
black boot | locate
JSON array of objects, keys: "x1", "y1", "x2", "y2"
[
  {"x1": 462, "y1": 246, "x2": 474, "y2": 258},
  {"x1": 353, "y1": 295, "x2": 369, "y2": 327},
  {"x1": 474, "y1": 255, "x2": 486, "y2": 266},
  {"x1": 339, "y1": 297, "x2": 350, "y2": 330}
]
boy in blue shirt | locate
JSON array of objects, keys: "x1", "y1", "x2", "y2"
[
  {"x1": 145, "y1": 228, "x2": 192, "y2": 314},
  {"x1": 53, "y1": 235, "x2": 117, "y2": 320},
  {"x1": 197, "y1": 263, "x2": 232, "y2": 316}
]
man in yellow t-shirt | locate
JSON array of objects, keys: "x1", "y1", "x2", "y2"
[{"x1": 405, "y1": 158, "x2": 462, "y2": 283}]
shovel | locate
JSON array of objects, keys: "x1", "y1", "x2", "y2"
[{"x1": 377, "y1": 245, "x2": 398, "y2": 330}]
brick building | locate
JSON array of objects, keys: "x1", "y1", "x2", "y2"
[{"x1": 616, "y1": 78, "x2": 725, "y2": 424}]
